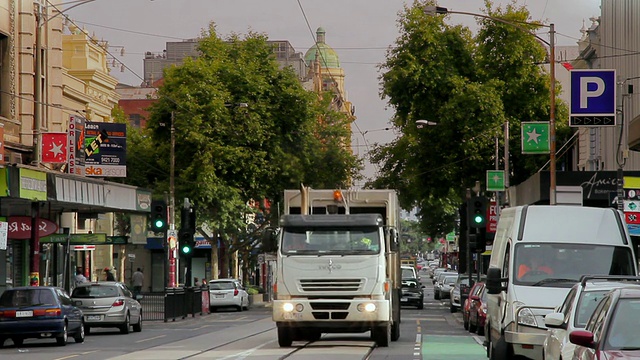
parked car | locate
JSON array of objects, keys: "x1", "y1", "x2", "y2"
[
  {"x1": 463, "y1": 281, "x2": 485, "y2": 331},
  {"x1": 434, "y1": 272, "x2": 457, "y2": 300},
  {"x1": 71, "y1": 281, "x2": 142, "y2": 334},
  {"x1": 0, "y1": 286, "x2": 85, "y2": 347},
  {"x1": 209, "y1": 278, "x2": 250, "y2": 312},
  {"x1": 544, "y1": 276, "x2": 640, "y2": 360},
  {"x1": 438, "y1": 275, "x2": 458, "y2": 301},
  {"x1": 450, "y1": 276, "x2": 473, "y2": 313},
  {"x1": 401, "y1": 265, "x2": 424, "y2": 309},
  {"x1": 570, "y1": 286, "x2": 640, "y2": 359},
  {"x1": 431, "y1": 267, "x2": 447, "y2": 281},
  {"x1": 468, "y1": 283, "x2": 487, "y2": 335}
]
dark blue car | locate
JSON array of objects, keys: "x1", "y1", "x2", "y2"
[{"x1": 0, "y1": 286, "x2": 85, "y2": 347}]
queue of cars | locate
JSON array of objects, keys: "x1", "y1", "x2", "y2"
[{"x1": 0, "y1": 277, "x2": 253, "y2": 348}]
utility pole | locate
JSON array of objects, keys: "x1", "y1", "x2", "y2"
[
  {"x1": 33, "y1": 1, "x2": 43, "y2": 167},
  {"x1": 168, "y1": 111, "x2": 177, "y2": 287}
]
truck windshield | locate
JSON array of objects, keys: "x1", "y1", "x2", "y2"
[
  {"x1": 513, "y1": 243, "x2": 636, "y2": 287},
  {"x1": 281, "y1": 226, "x2": 381, "y2": 255}
]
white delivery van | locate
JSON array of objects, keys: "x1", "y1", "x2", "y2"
[{"x1": 484, "y1": 205, "x2": 638, "y2": 360}]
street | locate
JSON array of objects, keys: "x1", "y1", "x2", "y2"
[{"x1": 0, "y1": 277, "x2": 487, "y2": 360}]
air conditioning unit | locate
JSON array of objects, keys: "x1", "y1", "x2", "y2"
[{"x1": 9, "y1": 152, "x2": 22, "y2": 164}]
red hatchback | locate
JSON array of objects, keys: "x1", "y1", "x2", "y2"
[
  {"x1": 570, "y1": 287, "x2": 640, "y2": 359},
  {"x1": 463, "y1": 281, "x2": 484, "y2": 332},
  {"x1": 468, "y1": 282, "x2": 487, "y2": 335}
]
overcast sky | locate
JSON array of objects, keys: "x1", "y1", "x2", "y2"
[{"x1": 67, "y1": 0, "x2": 601, "y2": 186}]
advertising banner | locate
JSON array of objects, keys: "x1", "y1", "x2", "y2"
[
  {"x1": 84, "y1": 123, "x2": 127, "y2": 177},
  {"x1": 68, "y1": 115, "x2": 86, "y2": 175}
]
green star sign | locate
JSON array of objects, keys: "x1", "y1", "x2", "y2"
[
  {"x1": 521, "y1": 122, "x2": 550, "y2": 154},
  {"x1": 486, "y1": 170, "x2": 505, "y2": 192}
]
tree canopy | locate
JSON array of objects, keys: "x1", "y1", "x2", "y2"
[{"x1": 369, "y1": 0, "x2": 570, "y2": 236}]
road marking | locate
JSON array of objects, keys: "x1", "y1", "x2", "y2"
[
  {"x1": 53, "y1": 352, "x2": 98, "y2": 360},
  {"x1": 422, "y1": 335, "x2": 486, "y2": 360},
  {"x1": 136, "y1": 334, "x2": 166, "y2": 343},
  {"x1": 414, "y1": 333, "x2": 422, "y2": 359},
  {"x1": 215, "y1": 340, "x2": 271, "y2": 360}
]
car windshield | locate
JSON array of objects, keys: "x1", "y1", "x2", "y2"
[
  {"x1": 402, "y1": 268, "x2": 416, "y2": 279},
  {"x1": 444, "y1": 277, "x2": 457, "y2": 284},
  {"x1": 72, "y1": 285, "x2": 119, "y2": 298},
  {"x1": 0, "y1": 289, "x2": 57, "y2": 307},
  {"x1": 574, "y1": 290, "x2": 608, "y2": 328},
  {"x1": 209, "y1": 282, "x2": 235, "y2": 290},
  {"x1": 281, "y1": 226, "x2": 381, "y2": 255},
  {"x1": 513, "y1": 243, "x2": 635, "y2": 287}
]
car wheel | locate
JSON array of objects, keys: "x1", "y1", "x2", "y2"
[
  {"x1": 477, "y1": 323, "x2": 484, "y2": 336},
  {"x1": 417, "y1": 301, "x2": 424, "y2": 310},
  {"x1": 12, "y1": 337, "x2": 23, "y2": 347},
  {"x1": 0, "y1": 337, "x2": 5, "y2": 348},
  {"x1": 371, "y1": 323, "x2": 391, "y2": 347},
  {"x1": 210, "y1": 306, "x2": 217, "y2": 313},
  {"x1": 85, "y1": 326, "x2": 91, "y2": 335},
  {"x1": 236, "y1": 304, "x2": 243, "y2": 312},
  {"x1": 434, "y1": 291, "x2": 440, "y2": 300},
  {"x1": 56, "y1": 323, "x2": 68, "y2": 346},
  {"x1": 74, "y1": 321, "x2": 85, "y2": 343},
  {"x1": 133, "y1": 313, "x2": 142, "y2": 332},
  {"x1": 120, "y1": 313, "x2": 130, "y2": 334},
  {"x1": 277, "y1": 327, "x2": 293, "y2": 347},
  {"x1": 243, "y1": 297, "x2": 250, "y2": 311},
  {"x1": 469, "y1": 319, "x2": 477, "y2": 333},
  {"x1": 450, "y1": 303, "x2": 457, "y2": 313},
  {"x1": 463, "y1": 313, "x2": 469, "y2": 330}
]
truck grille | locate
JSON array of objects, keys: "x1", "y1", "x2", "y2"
[{"x1": 299, "y1": 279, "x2": 363, "y2": 292}]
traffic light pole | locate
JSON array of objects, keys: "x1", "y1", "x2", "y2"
[{"x1": 169, "y1": 112, "x2": 177, "y2": 288}]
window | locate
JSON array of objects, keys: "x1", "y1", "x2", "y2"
[{"x1": 0, "y1": 33, "x2": 9, "y2": 119}]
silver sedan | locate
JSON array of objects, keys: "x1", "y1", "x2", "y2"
[
  {"x1": 71, "y1": 282, "x2": 142, "y2": 334},
  {"x1": 209, "y1": 279, "x2": 250, "y2": 312}
]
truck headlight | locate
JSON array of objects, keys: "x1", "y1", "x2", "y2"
[
  {"x1": 357, "y1": 303, "x2": 376, "y2": 312},
  {"x1": 283, "y1": 303, "x2": 294, "y2": 312},
  {"x1": 515, "y1": 303, "x2": 537, "y2": 327}
]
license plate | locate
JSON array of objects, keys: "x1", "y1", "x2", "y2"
[
  {"x1": 86, "y1": 315, "x2": 101, "y2": 321},
  {"x1": 215, "y1": 294, "x2": 225, "y2": 299},
  {"x1": 283, "y1": 312, "x2": 302, "y2": 320},
  {"x1": 16, "y1": 311, "x2": 33, "y2": 317}
]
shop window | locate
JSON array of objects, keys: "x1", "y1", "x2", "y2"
[{"x1": 0, "y1": 33, "x2": 9, "y2": 119}]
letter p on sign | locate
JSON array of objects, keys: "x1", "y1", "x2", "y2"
[{"x1": 570, "y1": 69, "x2": 616, "y2": 116}]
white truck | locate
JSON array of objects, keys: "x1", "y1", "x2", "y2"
[{"x1": 264, "y1": 187, "x2": 402, "y2": 347}]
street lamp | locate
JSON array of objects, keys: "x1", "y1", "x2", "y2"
[
  {"x1": 424, "y1": 5, "x2": 557, "y2": 205},
  {"x1": 415, "y1": 120, "x2": 438, "y2": 128}
]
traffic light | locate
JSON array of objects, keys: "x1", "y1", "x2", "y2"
[
  {"x1": 150, "y1": 200, "x2": 168, "y2": 232},
  {"x1": 468, "y1": 228, "x2": 487, "y2": 253},
  {"x1": 467, "y1": 196, "x2": 487, "y2": 229},
  {"x1": 179, "y1": 229, "x2": 194, "y2": 256}
]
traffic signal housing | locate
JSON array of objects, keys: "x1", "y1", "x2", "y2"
[
  {"x1": 467, "y1": 196, "x2": 487, "y2": 229},
  {"x1": 150, "y1": 200, "x2": 168, "y2": 232},
  {"x1": 179, "y1": 229, "x2": 194, "y2": 256}
]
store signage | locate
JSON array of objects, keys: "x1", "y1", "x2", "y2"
[{"x1": 8, "y1": 216, "x2": 58, "y2": 239}]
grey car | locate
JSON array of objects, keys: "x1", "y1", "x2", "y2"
[{"x1": 71, "y1": 282, "x2": 142, "y2": 334}]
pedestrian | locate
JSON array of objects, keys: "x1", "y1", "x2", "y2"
[
  {"x1": 75, "y1": 268, "x2": 87, "y2": 287},
  {"x1": 104, "y1": 267, "x2": 116, "y2": 281},
  {"x1": 194, "y1": 277, "x2": 201, "y2": 286},
  {"x1": 132, "y1": 267, "x2": 144, "y2": 297}
]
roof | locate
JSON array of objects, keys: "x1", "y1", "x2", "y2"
[{"x1": 304, "y1": 27, "x2": 340, "y2": 68}]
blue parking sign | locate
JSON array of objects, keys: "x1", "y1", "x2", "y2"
[{"x1": 570, "y1": 70, "x2": 616, "y2": 125}]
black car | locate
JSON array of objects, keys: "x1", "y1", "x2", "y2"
[{"x1": 401, "y1": 266, "x2": 424, "y2": 309}]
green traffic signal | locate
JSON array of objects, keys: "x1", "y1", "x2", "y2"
[
  {"x1": 154, "y1": 219, "x2": 165, "y2": 228},
  {"x1": 474, "y1": 214, "x2": 483, "y2": 224},
  {"x1": 181, "y1": 244, "x2": 192, "y2": 254}
]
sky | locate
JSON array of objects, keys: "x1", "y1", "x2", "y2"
[{"x1": 66, "y1": 0, "x2": 601, "y2": 187}]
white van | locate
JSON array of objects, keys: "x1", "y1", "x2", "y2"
[{"x1": 484, "y1": 205, "x2": 638, "y2": 360}]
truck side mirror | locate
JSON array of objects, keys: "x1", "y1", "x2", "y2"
[
  {"x1": 486, "y1": 267, "x2": 507, "y2": 294},
  {"x1": 389, "y1": 228, "x2": 399, "y2": 252},
  {"x1": 261, "y1": 227, "x2": 278, "y2": 253}
]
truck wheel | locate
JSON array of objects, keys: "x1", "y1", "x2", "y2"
[
  {"x1": 371, "y1": 324, "x2": 391, "y2": 347},
  {"x1": 306, "y1": 330, "x2": 322, "y2": 342},
  {"x1": 277, "y1": 327, "x2": 293, "y2": 347},
  {"x1": 391, "y1": 320, "x2": 400, "y2": 341}
]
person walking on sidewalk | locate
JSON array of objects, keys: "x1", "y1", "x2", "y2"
[{"x1": 132, "y1": 268, "x2": 144, "y2": 297}]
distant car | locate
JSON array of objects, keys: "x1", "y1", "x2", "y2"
[
  {"x1": 401, "y1": 265, "x2": 424, "y2": 309},
  {"x1": 71, "y1": 281, "x2": 142, "y2": 334},
  {"x1": 449, "y1": 276, "x2": 472, "y2": 313},
  {"x1": 0, "y1": 286, "x2": 85, "y2": 347},
  {"x1": 544, "y1": 276, "x2": 640, "y2": 360},
  {"x1": 209, "y1": 279, "x2": 250, "y2": 312},
  {"x1": 463, "y1": 282, "x2": 484, "y2": 331},
  {"x1": 468, "y1": 283, "x2": 487, "y2": 335},
  {"x1": 570, "y1": 286, "x2": 640, "y2": 359},
  {"x1": 438, "y1": 275, "x2": 458, "y2": 301}
]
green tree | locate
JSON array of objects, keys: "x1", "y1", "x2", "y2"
[
  {"x1": 369, "y1": 0, "x2": 569, "y2": 236},
  {"x1": 123, "y1": 24, "x2": 360, "y2": 275}
]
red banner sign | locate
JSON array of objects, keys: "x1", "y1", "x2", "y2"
[
  {"x1": 487, "y1": 201, "x2": 498, "y2": 233},
  {"x1": 8, "y1": 216, "x2": 58, "y2": 239},
  {"x1": 625, "y1": 212, "x2": 640, "y2": 225}
]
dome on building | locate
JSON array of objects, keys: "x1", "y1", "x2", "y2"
[{"x1": 304, "y1": 27, "x2": 340, "y2": 68}]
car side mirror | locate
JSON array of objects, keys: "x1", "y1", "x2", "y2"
[
  {"x1": 136, "y1": 295, "x2": 144, "y2": 301},
  {"x1": 569, "y1": 330, "x2": 596, "y2": 348},
  {"x1": 486, "y1": 268, "x2": 507, "y2": 294},
  {"x1": 261, "y1": 227, "x2": 278, "y2": 253},
  {"x1": 544, "y1": 312, "x2": 566, "y2": 329}
]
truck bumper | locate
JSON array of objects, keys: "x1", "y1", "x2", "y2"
[
  {"x1": 505, "y1": 329, "x2": 546, "y2": 360},
  {"x1": 272, "y1": 299, "x2": 390, "y2": 331}
]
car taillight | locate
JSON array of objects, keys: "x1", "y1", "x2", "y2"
[
  {"x1": 112, "y1": 299, "x2": 125, "y2": 307},
  {"x1": 0, "y1": 310, "x2": 16, "y2": 318},
  {"x1": 45, "y1": 308, "x2": 61, "y2": 316},
  {"x1": 234, "y1": 289, "x2": 239, "y2": 296}
]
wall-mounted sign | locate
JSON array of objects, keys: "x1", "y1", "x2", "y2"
[
  {"x1": 19, "y1": 168, "x2": 47, "y2": 201},
  {"x1": 68, "y1": 115, "x2": 86, "y2": 176},
  {"x1": 8, "y1": 216, "x2": 58, "y2": 239},
  {"x1": 84, "y1": 123, "x2": 126, "y2": 177}
]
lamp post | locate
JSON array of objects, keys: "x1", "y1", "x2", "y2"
[{"x1": 424, "y1": 6, "x2": 557, "y2": 205}]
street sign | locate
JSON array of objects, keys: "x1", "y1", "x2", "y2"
[
  {"x1": 445, "y1": 231, "x2": 456, "y2": 242},
  {"x1": 72, "y1": 245, "x2": 96, "y2": 251},
  {"x1": 486, "y1": 170, "x2": 505, "y2": 192},
  {"x1": 625, "y1": 212, "x2": 640, "y2": 224},
  {"x1": 570, "y1": 69, "x2": 616, "y2": 127},
  {"x1": 624, "y1": 200, "x2": 640, "y2": 212},
  {"x1": 521, "y1": 122, "x2": 550, "y2": 154}
]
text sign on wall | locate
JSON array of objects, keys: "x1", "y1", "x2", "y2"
[
  {"x1": 68, "y1": 115, "x2": 86, "y2": 175},
  {"x1": 84, "y1": 123, "x2": 127, "y2": 178}
]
